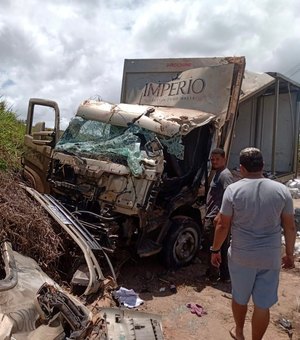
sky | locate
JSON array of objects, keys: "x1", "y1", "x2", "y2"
[{"x1": 1, "y1": 0, "x2": 300, "y2": 128}]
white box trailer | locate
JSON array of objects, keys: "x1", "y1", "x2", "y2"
[
  {"x1": 231, "y1": 71, "x2": 300, "y2": 181},
  {"x1": 121, "y1": 58, "x2": 300, "y2": 181}
]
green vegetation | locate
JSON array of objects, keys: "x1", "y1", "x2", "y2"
[{"x1": 0, "y1": 100, "x2": 25, "y2": 170}]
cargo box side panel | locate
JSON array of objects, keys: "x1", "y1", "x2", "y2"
[
  {"x1": 229, "y1": 91, "x2": 298, "y2": 174},
  {"x1": 121, "y1": 57, "x2": 233, "y2": 103},
  {"x1": 276, "y1": 92, "x2": 298, "y2": 173},
  {"x1": 228, "y1": 99, "x2": 256, "y2": 169}
]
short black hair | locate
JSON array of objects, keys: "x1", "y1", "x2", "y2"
[
  {"x1": 240, "y1": 147, "x2": 264, "y2": 172},
  {"x1": 211, "y1": 148, "x2": 225, "y2": 158}
]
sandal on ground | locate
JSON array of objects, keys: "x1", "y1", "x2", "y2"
[
  {"x1": 186, "y1": 303, "x2": 207, "y2": 317},
  {"x1": 229, "y1": 327, "x2": 245, "y2": 340}
]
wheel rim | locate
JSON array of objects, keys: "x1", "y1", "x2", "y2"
[{"x1": 173, "y1": 226, "x2": 198, "y2": 263}]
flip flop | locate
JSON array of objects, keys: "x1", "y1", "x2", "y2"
[
  {"x1": 229, "y1": 329, "x2": 238, "y2": 340},
  {"x1": 229, "y1": 328, "x2": 245, "y2": 340},
  {"x1": 186, "y1": 303, "x2": 207, "y2": 317}
]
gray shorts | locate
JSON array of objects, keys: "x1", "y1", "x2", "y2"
[{"x1": 228, "y1": 260, "x2": 280, "y2": 309}]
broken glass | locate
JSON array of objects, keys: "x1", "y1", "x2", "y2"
[
  {"x1": 56, "y1": 117, "x2": 185, "y2": 175},
  {"x1": 56, "y1": 117, "x2": 144, "y2": 176},
  {"x1": 135, "y1": 128, "x2": 185, "y2": 160},
  {"x1": 160, "y1": 135, "x2": 184, "y2": 160}
]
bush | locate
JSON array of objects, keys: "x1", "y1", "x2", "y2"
[{"x1": 0, "y1": 100, "x2": 25, "y2": 170}]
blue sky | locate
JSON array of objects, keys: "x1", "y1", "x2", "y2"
[{"x1": 1, "y1": 0, "x2": 300, "y2": 127}]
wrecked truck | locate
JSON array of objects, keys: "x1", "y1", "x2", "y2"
[{"x1": 22, "y1": 57, "x2": 245, "y2": 268}]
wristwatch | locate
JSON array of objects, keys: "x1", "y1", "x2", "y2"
[{"x1": 210, "y1": 246, "x2": 220, "y2": 254}]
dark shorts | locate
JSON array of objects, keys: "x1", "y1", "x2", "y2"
[{"x1": 228, "y1": 260, "x2": 280, "y2": 309}]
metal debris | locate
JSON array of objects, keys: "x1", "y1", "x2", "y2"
[
  {"x1": 277, "y1": 317, "x2": 293, "y2": 338},
  {"x1": 286, "y1": 179, "x2": 300, "y2": 199},
  {"x1": 95, "y1": 308, "x2": 163, "y2": 340}
]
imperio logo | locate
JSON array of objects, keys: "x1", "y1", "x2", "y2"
[{"x1": 142, "y1": 78, "x2": 206, "y2": 98}]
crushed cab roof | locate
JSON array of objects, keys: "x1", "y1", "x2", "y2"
[{"x1": 76, "y1": 100, "x2": 216, "y2": 137}]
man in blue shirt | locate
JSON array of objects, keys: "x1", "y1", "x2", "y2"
[{"x1": 211, "y1": 148, "x2": 296, "y2": 340}]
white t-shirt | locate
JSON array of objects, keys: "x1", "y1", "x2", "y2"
[{"x1": 221, "y1": 178, "x2": 294, "y2": 269}]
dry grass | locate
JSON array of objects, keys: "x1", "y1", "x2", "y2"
[{"x1": 0, "y1": 171, "x2": 64, "y2": 274}]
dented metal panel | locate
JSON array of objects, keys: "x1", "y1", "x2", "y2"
[
  {"x1": 121, "y1": 57, "x2": 246, "y2": 158},
  {"x1": 98, "y1": 308, "x2": 163, "y2": 339},
  {"x1": 131, "y1": 64, "x2": 234, "y2": 116},
  {"x1": 0, "y1": 244, "x2": 92, "y2": 339},
  {"x1": 76, "y1": 100, "x2": 215, "y2": 137}
]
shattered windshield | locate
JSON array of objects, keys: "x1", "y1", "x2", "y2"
[
  {"x1": 56, "y1": 117, "x2": 184, "y2": 176},
  {"x1": 56, "y1": 117, "x2": 144, "y2": 175}
]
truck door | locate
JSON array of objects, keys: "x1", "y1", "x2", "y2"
[{"x1": 22, "y1": 98, "x2": 60, "y2": 193}]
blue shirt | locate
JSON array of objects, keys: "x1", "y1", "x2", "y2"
[{"x1": 206, "y1": 168, "x2": 233, "y2": 219}]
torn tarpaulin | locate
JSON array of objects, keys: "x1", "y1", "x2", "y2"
[{"x1": 113, "y1": 287, "x2": 144, "y2": 308}]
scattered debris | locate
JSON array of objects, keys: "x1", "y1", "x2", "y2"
[
  {"x1": 159, "y1": 287, "x2": 166, "y2": 292},
  {"x1": 277, "y1": 317, "x2": 293, "y2": 338},
  {"x1": 295, "y1": 209, "x2": 300, "y2": 231},
  {"x1": 0, "y1": 241, "x2": 92, "y2": 339},
  {"x1": 158, "y1": 278, "x2": 170, "y2": 284},
  {"x1": 113, "y1": 287, "x2": 144, "y2": 309},
  {"x1": 170, "y1": 284, "x2": 177, "y2": 294},
  {"x1": 286, "y1": 179, "x2": 300, "y2": 199},
  {"x1": 94, "y1": 308, "x2": 163, "y2": 339},
  {"x1": 295, "y1": 236, "x2": 300, "y2": 256},
  {"x1": 36, "y1": 283, "x2": 92, "y2": 339}
]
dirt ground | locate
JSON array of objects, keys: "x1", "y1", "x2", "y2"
[
  {"x1": 116, "y1": 252, "x2": 300, "y2": 340},
  {"x1": 111, "y1": 201, "x2": 300, "y2": 340}
]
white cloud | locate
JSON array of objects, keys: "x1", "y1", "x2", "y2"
[{"x1": 1, "y1": 0, "x2": 300, "y2": 127}]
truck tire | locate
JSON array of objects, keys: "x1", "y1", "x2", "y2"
[{"x1": 162, "y1": 215, "x2": 201, "y2": 269}]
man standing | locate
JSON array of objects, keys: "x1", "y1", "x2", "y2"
[
  {"x1": 205, "y1": 148, "x2": 233, "y2": 282},
  {"x1": 211, "y1": 148, "x2": 296, "y2": 340}
]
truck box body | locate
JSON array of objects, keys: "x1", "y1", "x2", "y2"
[{"x1": 121, "y1": 58, "x2": 300, "y2": 180}]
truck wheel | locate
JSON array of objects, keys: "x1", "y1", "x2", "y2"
[{"x1": 162, "y1": 215, "x2": 201, "y2": 269}]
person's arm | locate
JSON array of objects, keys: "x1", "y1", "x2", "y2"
[
  {"x1": 211, "y1": 214, "x2": 232, "y2": 267},
  {"x1": 281, "y1": 212, "x2": 296, "y2": 269}
]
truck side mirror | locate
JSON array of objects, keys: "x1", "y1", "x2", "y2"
[{"x1": 26, "y1": 98, "x2": 60, "y2": 145}]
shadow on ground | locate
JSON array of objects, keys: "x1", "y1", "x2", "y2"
[{"x1": 115, "y1": 250, "x2": 231, "y2": 302}]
